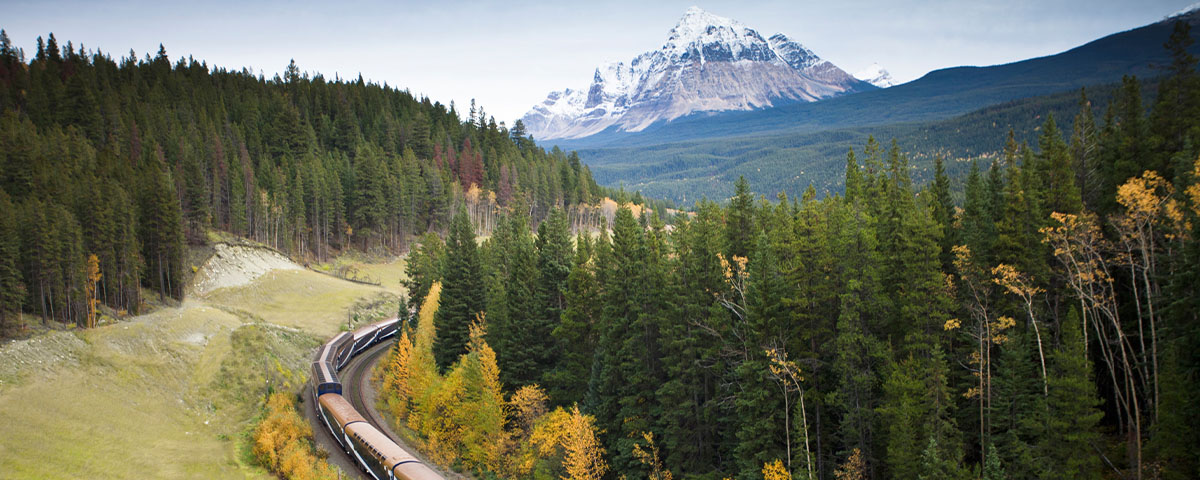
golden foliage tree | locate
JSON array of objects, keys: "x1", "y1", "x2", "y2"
[
  {"x1": 562, "y1": 405, "x2": 607, "y2": 480},
  {"x1": 252, "y1": 392, "x2": 338, "y2": 480},
  {"x1": 834, "y1": 449, "x2": 866, "y2": 480},
  {"x1": 85, "y1": 254, "x2": 101, "y2": 328},
  {"x1": 377, "y1": 280, "x2": 608, "y2": 479},
  {"x1": 379, "y1": 328, "x2": 414, "y2": 418},
  {"x1": 406, "y1": 281, "x2": 442, "y2": 433},
  {"x1": 762, "y1": 459, "x2": 791, "y2": 480},
  {"x1": 1043, "y1": 210, "x2": 1145, "y2": 476}
]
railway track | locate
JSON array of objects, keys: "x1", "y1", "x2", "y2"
[
  {"x1": 343, "y1": 341, "x2": 398, "y2": 442},
  {"x1": 308, "y1": 323, "x2": 450, "y2": 480}
]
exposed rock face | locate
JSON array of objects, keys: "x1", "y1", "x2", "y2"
[{"x1": 522, "y1": 6, "x2": 873, "y2": 140}]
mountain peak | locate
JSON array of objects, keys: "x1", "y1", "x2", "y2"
[
  {"x1": 521, "y1": 8, "x2": 872, "y2": 140},
  {"x1": 854, "y1": 63, "x2": 895, "y2": 88}
]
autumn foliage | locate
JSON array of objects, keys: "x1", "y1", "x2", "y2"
[
  {"x1": 252, "y1": 392, "x2": 338, "y2": 480},
  {"x1": 376, "y1": 281, "x2": 606, "y2": 478}
]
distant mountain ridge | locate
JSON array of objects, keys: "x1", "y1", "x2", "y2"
[
  {"x1": 553, "y1": 10, "x2": 1200, "y2": 151},
  {"x1": 521, "y1": 7, "x2": 873, "y2": 141},
  {"x1": 554, "y1": 9, "x2": 1200, "y2": 203}
]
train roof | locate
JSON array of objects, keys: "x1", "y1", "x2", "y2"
[
  {"x1": 351, "y1": 318, "x2": 399, "y2": 339},
  {"x1": 315, "y1": 331, "x2": 351, "y2": 363},
  {"x1": 317, "y1": 393, "x2": 366, "y2": 427},
  {"x1": 392, "y1": 461, "x2": 444, "y2": 480},
  {"x1": 346, "y1": 421, "x2": 421, "y2": 466},
  {"x1": 312, "y1": 360, "x2": 338, "y2": 384}
]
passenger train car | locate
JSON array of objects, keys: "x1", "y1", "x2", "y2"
[{"x1": 312, "y1": 318, "x2": 440, "y2": 480}]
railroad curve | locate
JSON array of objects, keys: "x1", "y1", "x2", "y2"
[{"x1": 307, "y1": 320, "x2": 445, "y2": 480}]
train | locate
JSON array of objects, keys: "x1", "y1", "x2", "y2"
[{"x1": 311, "y1": 318, "x2": 442, "y2": 480}]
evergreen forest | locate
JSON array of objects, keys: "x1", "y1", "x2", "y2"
[
  {"x1": 399, "y1": 21, "x2": 1200, "y2": 480},
  {"x1": 0, "y1": 29, "x2": 612, "y2": 331},
  {"x1": 2, "y1": 18, "x2": 1200, "y2": 480}
]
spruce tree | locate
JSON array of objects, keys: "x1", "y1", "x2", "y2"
[
  {"x1": 1037, "y1": 114, "x2": 1083, "y2": 215},
  {"x1": 546, "y1": 233, "x2": 597, "y2": 407},
  {"x1": 726, "y1": 176, "x2": 756, "y2": 259},
  {"x1": 961, "y1": 160, "x2": 995, "y2": 264},
  {"x1": 534, "y1": 208, "x2": 572, "y2": 387},
  {"x1": 1041, "y1": 308, "x2": 1102, "y2": 479},
  {"x1": 930, "y1": 155, "x2": 955, "y2": 272},
  {"x1": 489, "y1": 213, "x2": 540, "y2": 388},
  {"x1": 656, "y1": 201, "x2": 726, "y2": 474},
  {"x1": 434, "y1": 208, "x2": 484, "y2": 371},
  {"x1": 592, "y1": 207, "x2": 662, "y2": 477},
  {"x1": 0, "y1": 190, "x2": 24, "y2": 331}
]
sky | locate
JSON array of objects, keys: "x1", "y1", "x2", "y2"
[{"x1": 2, "y1": 0, "x2": 1195, "y2": 125}]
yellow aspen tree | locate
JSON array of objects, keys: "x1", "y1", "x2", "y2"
[
  {"x1": 510, "y1": 384, "x2": 550, "y2": 436},
  {"x1": 407, "y1": 282, "x2": 442, "y2": 432},
  {"x1": 380, "y1": 328, "x2": 414, "y2": 419},
  {"x1": 762, "y1": 459, "x2": 791, "y2": 480},
  {"x1": 951, "y1": 245, "x2": 999, "y2": 464},
  {"x1": 461, "y1": 314, "x2": 506, "y2": 473},
  {"x1": 422, "y1": 366, "x2": 467, "y2": 466},
  {"x1": 85, "y1": 254, "x2": 101, "y2": 328},
  {"x1": 519, "y1": 406, "x2": 571, "y2": 477},
  {"x1": 1043, "y1": 212, "x2": 1143, "y2": 476},
  {"x1": 632, "y1": 431, "x2": 672, "y2": 480},
  {"x1": 1112, "y1": 170, "x2": 1172, "y2": 419},
  {"x1": 562, "y1": 405, "x2": 607, "y2": 480}
]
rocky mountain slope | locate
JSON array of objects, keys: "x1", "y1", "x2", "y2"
[{"x1": 521, "y1": 7, "x2": 873, "y2": 140}]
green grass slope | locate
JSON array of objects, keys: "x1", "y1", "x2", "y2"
[{"x1": 0, "y1": 245, "x2": 405, "y2": 479}]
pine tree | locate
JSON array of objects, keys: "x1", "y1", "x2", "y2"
[
  {"x1": 1041, "y1": 308, "x2": 1102, "y2": 479},
  {"x1": 0, "y1": 190, "x2": 25, "y2": 331},
  {"x1": 403, "y1": 232, "x2": 444, "y2": 317},
  {"x1": 434, "y1": 207, "x2": 484, "y2": 371},
  {"x1": 591, "y1": 207, "x2": 662, "y2": 477},
  {"x1": 1037, "y1": 114, "x2": 1083, "y2": 215},
  {"x1": 961, "y1": 160, "x2": 994, "y2": 264},
  {"x1": 488, "y1": 213, "x2": 541, "y2": 388},
  {"x1": 1070, "y1": 89, "x2": 1102, "y2": 210},
  {"x1": 830, "y1": 200, "x2": 888, "y2": 478},
  {"x1": 546, "y1": 233, "x2": 597, "y2": 407},
  {"x1": 726, "y1": 176, "x2": 756, "y2": 259},
  {"x1": 655, "y1": 202, "x2": 726, "y2": 473},
  {"x1": 930, "y1": 155, "x2": 955, "y2": 272},
  {"x1": 1149, "y1": 20, "x2": 1200, "y2": 176},
  {"x1": 534, "y1": 208, "x2": 572, "y2": 387}
]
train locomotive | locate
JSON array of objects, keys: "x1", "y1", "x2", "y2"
[{"x1": 311, "y1": 318, "x2": 441, "y2": 480}]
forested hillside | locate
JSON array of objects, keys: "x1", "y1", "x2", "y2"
[
  {"x1": 577, "y1": 82, "x2": 1134, "y2": 203},
  {"x1": 0, "y1": 29, "x2": 603, "y2": 332},
  {"x1": 402, "y1": 21, "x2": 1200, "y2": 480}
]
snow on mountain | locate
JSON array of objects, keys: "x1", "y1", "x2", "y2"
[
  {"x1": 854, "y1": 63, "x2": 895, "y2": 88},
  {"x1": 1170, "y1": 2, "x2": 1200, "y2": 18},
  {"x1": 521, "y1": 6, "x2": 873, "y2": 141}
]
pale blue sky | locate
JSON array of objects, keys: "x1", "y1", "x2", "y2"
[{"x1": 1, "y1": 0, "x2": 1191, "y2": 125}]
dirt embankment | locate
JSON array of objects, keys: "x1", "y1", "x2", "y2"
[{"x1": 190, "y1": 243, "x2": 302, "y2": 297}]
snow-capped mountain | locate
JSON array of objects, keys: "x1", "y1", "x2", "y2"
[
  {"x1": 854, "y1": 63, "x2": 895, "y2": 88},
  {"x1": 521, "y1": 6, "x2": 873, "y2": 140}
]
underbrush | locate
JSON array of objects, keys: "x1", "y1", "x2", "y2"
[{"x1": 252, "y1": 391, "x2": 339, "y2": 480}]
